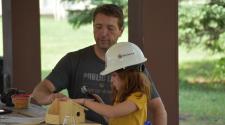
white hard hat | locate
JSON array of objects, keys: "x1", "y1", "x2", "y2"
[{"x1": 101, "y1": 42, "x2": 147, "y2": 75}]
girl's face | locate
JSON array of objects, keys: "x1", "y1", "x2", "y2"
[{"x1": 111, "y1": 72, "x2": 123, "y2": 91}]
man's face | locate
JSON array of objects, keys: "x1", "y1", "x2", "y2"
[{"x1": 93, "y1": 13, "x2": 123, "y2": 51}]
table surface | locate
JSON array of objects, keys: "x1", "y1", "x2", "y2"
[{"x1": 0, "y1": 102, "x2": 101, "y2": 125}]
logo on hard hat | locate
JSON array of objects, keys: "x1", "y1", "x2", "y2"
[{"x1": 118, "y1": 52, "x2": 135, "y2": 59}]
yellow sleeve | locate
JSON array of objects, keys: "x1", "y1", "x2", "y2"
[{"x1": 127, "y1": 92, "x2": 147, "y2": 110}]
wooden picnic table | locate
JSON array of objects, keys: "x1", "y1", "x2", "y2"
[{"x1": 0, "y1": 102, "x2": 101, "y2": 125}]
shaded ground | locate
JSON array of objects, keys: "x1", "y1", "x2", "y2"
[{"x1": 179, "y1": 113, "x2": 225, "y2": 125}]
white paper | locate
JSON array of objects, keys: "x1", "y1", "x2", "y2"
[{"x1": 0, "y1": 116, "x2": 44, "y2": 124}]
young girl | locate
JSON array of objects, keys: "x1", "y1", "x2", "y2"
[{"x1": 73, "y1": 42, "x2": 151, "y2": 125}]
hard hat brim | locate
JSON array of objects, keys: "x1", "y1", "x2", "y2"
[
  {"x1": 100, "y1": 58, "x2": 147, "y2": 76},
  {"x1": 100, "y1": 67, "x2": 115, "y2": 76}
]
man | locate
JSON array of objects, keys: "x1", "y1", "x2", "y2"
[{"x1": 32, "y1": 4, "x2": 167, "y2": 125}]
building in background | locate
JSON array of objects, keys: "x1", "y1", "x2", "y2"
[{"x1": 0, "y1": 0, "x2": 94, "y2": 20}]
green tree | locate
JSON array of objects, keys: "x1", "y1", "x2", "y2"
[
  {"x1": 63, "y1": 0, "x2": 128, "y2": 28},
  {"x1": 179, "y1": 0, "x2": 225, "y2": 53},
  {"x1": 179, "y1": 0, "x2": 225, "y2": 80}
]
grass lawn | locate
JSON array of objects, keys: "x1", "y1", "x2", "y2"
[
  {"x1": 179, "y1": 46, "x2": 225, "y2": 125},
  {"x1": 40, "y1": 17, "x2": 94, "y2": 78}
]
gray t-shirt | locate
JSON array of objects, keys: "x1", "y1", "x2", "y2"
[{"x1": 46, "y1": 45, "x2": 159, "y2": 125}]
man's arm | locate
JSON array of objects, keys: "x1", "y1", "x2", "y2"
[
  {"x1": 148, "y1": 97, "x2": 167, "y2": 125},
  {"x1": 32, "y1": 79, "x2": 65, "y2": 105}
]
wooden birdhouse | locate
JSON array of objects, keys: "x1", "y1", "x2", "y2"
[{"x1": 45, "y1": 98, "x2": 87, "y2": 124}]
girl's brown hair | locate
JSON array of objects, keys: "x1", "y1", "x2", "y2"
[{"x1": 111, "y1": 68, "x2": 151, "y2": 103}]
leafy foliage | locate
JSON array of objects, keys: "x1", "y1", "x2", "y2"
[
  {"x1": 214, "y1": 57, "x2": 225, "y2": 80},
  {"x1": 63, "y1": 0, "x2": 128, "y2": 28},
  {"x1": 179, "y1": 0, "x2": 225, "y2": 53},
  {"x1": 179, "y1": 0, "x2": 225, "y2": 82}
]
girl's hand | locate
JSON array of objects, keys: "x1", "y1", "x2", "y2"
[
  {"x1": 72, "y1": 98, "x2": 94, "y2": 105},
  {"x1": 73, "y1": 98, "x2": 85, "y2": 105}
]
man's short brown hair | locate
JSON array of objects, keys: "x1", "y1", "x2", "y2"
[{"x1": 93, "y1": 4, "x2": 124, "y2": 30}]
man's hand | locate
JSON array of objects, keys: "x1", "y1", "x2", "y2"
[{"x1": 32, "y1": 80, "x2": 69, "y2": 105}]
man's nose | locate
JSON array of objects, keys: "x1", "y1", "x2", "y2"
[{"x1": 100, "y1": 28, "x2": 108, "y2": 36}]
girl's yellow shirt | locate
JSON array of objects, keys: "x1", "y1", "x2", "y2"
[{"x1": 109, "y1": 92, "x2": 148, "y2": 125}]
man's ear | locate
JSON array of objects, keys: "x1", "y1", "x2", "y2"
[
  {"x1": 121, "y1": 27, "x2": 124, "y2": 33},
  {"x1": 119, "y1": 27, "x2": 124, "y2": 36}
]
